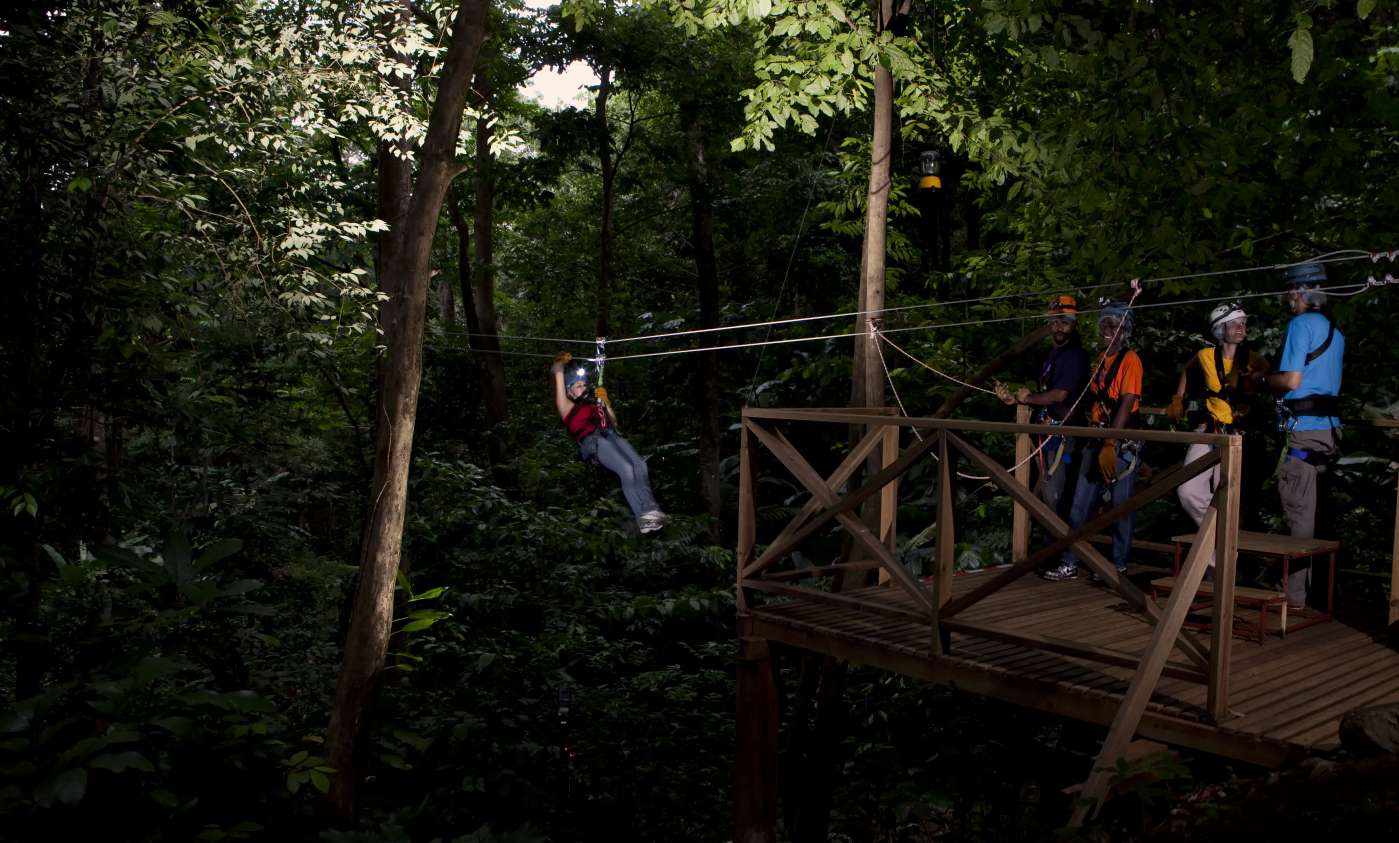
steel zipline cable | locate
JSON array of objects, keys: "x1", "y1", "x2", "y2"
[{"x1": 431, "y1": 250, "x2": 1393, "y2": 353}]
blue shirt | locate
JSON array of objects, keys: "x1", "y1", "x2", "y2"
[
  {"x1": 1278, "y1": 311, "x2": 1344, "y2": 431},
  {"x1": 1039, "y1": 338, "x2": 1091, "y2": 424}
]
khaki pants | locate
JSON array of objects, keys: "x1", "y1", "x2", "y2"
[
  {"x1": 1278, "y1": 427, "x2": 1338, "y2": 606},
  {"x1": 1176, "y1": 442, "x2": 1220, "y2": 569}
]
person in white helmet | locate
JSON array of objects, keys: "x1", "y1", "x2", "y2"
[{"x1": 1165, "y1": 301, "x2": 1270, "y2": 577}]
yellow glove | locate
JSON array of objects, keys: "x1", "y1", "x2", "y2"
[
  {"x1": 553, "y1": 351, "x2": 572, "y2": 365},
  {"x1": 1097, "y1": 439, "x2": 1118, "y2": 482},
  {"x1": 1166, "y1": 394, "x2": 1185, "y2": 422},
  {"x1": 593, "y1": 386, "x2": 610, "y2": 406}
]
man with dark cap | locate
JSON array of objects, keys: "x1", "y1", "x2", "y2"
[
  {"x1": 995, "y1": 294, "x2": 1091, "y2": 518},
  {"x1": 1257, "y1": 261, "x2": 1344, "y2": 609}
]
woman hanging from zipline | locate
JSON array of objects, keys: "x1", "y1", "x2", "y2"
[{"x1": 551, "y1": 352, "x2": 669, "y2": 533}]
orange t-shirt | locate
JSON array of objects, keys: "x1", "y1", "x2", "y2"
[{"x1": 1089, "y1": 350, "x2": 1143, "y2": 424}]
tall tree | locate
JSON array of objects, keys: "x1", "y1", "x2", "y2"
[{"x1": 327, "y1": 0, "x2": 490, "y2": 818}]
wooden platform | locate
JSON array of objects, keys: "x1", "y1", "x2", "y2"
[{"x1": 744, "y1": 565, "x2": 1399, "y2": 768}]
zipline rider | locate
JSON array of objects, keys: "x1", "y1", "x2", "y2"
[
  {"x1": 1256, "y1": 262, "x2": 1345, "y2": 609},
  {"x1": 551, "y1": 352, "x2": 669, "y2": 534},
  {"x1": 1044, "y1": 300, "x2": 1144, "y2": 582},
  {"x1": 995, "y1": 294, "x2": 1091, "y2": 518},
  {"x1": 1166, "y1": 302, "x2": 1271, "y2": 578}
]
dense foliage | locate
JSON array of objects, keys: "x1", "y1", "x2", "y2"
[{"x1": 2, "y1": 1, "x2": 1397, "y2": 841}]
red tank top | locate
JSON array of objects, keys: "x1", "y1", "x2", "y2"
[{"x1": 563, "y1": 400, "x2": 605, "y2": 443}]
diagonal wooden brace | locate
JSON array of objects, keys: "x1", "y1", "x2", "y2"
[
  {"x1": 742, "y1": 421, "x2": 941, "y2": 579},
  {"x1": 1070, "y1": 506, "x2": 1218, "y2": 827},
  {"x1": 745, "y1": 421, "x2": 933, "y2": 613},
  {"x1": 942, "y1": 449, "x2": 1221, "y2": 620},
  {"x1": 742, "y1": 424, "x2": 887, "y2": 578},
  {"x1": 947, "y1": 432, "x2": 1211, "y2": 671}
]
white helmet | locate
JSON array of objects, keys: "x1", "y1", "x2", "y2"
[{"x1": 1209, "y1": 302, "x2": 1246, "y2": 341}]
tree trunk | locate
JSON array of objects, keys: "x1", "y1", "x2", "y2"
[
  {"x1": 449, "y1": 185, "x2": 482, "y2": 340},
  {"x1": 327, "y1": 0, "x2": 489, "y2": 820},
  {"x1": 683, "y1": 104, "x2": 723, "y2": 539},
  {"x1": 471, "y1": 73, "x2": 511, "y2": 482},
  {"x1": 594, "y1": 60, "x2": 615, "y2": 338},
  {"x1": 795, "y1": 3, "x2": 904, "y2": 840}
]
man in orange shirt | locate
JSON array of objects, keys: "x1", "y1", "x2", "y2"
[{"x1": 1043, "y1": 300, "x2": 1143, "y2": 581}]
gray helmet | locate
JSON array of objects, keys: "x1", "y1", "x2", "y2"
[
  {"x1": 564, "y1": 365, "x2": 590, "y2": 390},
  {"x1": 1097, "y1": 299, "x2": 1134, "y2": 338},
  {"x1": 1284, "y1": 262, "x2": 1327, "y2": 309}
]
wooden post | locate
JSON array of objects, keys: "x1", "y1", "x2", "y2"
[
  {"x1": 1070, "y1": 506, "x2": 1218, "y2": 827},
  {"x1": 738, "y1": 420, "x2": 756, "y2": 613},
  {"x1": 1391, "y1": 461, "x2": 1399, "y2": 627},
  {"x1": 937, "y1": 429, "x2": 955, "y2": 604},
  {"x1": 1208, "y1": 436, "x2": 1242, "y2": 720},
  {"x1": 735, "y1": 636, "x2": 779, "y2": 843},
  {"x1": 877, "y1": 425, "x2": 899, "y2": 585},
  {"x1": 1012, "y1": 403, "x2": 1032, "y2": 561}
]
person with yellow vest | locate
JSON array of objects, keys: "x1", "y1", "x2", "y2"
[{"x1": 1166, "y1": 302, "x2": 1271, "y2": 576}]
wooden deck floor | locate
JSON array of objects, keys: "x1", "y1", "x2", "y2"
[{"x1": 744, "y1": 566, "x2": 1399, "y2": 768}]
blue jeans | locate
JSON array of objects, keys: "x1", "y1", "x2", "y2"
[
  {"x1": 1060, "y1": 444, "x2": 1138, "y2": 573},
  {"x1": 1039, "y1": 436, "x2": 1081, "y2": 521},
  {"x1": 579, "y1": 430, "x2": 659, "y2": 519}
]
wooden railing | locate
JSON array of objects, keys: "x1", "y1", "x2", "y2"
[{"x1": 737, "y1": 406, "x2": 1245, "y2": 821}]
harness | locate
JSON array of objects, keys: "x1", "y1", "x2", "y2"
[
  {"x1": 1089, "y1": 350, "x2": 1131, "y2": 428},
  {"x1": 1199, "y1": 344, "x2": 1253, "y2": 433},
  {"x1": 1088, "y1": 349, "x2": 1142, "y2": 488},
  {"x1": 563, "y1": 399, "x2": 606, "y2": 443}
]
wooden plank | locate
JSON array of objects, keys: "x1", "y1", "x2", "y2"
[
  {"x1": 746, "y1": 421, "x2": 933, "y2": 613},
  {"x1": 942, "y1": 448, "x2": 1220, "y2": 622},
  {"x1": 1252, "y1": 666, "x2": 1399, "y2": 737},
  {"x1": 764, "y1": 561, "x2": 884, "y2": 582},
  {"x1": 1283, "y1": 673, "x2": 1399, "y2": 745},
  {"x1": 746, "y1": 613, "x2": 1301, "y2": 767},
  {"x1": 1171, "y1": 529, "x2": 1341, "y2": 556},
  {"x1": 1012, "y1": 403, "x2": 1032, "y2": 561},
  {"x1": 742, "y1": 424, "x2": 942, "y2": 578},
  {"x1": 741, "y1": 579, "x2": 928, "y2": 625},
  {"x1": 741, "y1": 407, "x2": 1233, "y2": 446},
  {"x1": 1210, "y1": 436, "x2": 1241, "y2": 721},
  {"x1": 943, "y1": 619, "x2": 1207, "y2": 684},
  {"x1": 946, "y1": 431, "x2": 1213, "y2": 671},
  {"x1": 1071, "y1": 506, "x2": 1217, "y2": 827}
]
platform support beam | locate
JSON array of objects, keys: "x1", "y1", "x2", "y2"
[{"x1": 735, "y1": 636, "x2": 779, "y2": 843}]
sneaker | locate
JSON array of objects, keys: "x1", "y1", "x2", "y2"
[
  {"x1": 1042, "y1": 563, "x2": 1078, "y2": 582},
  {"x1": 637, "y1": 510, "x2": 669, "y2": 534}
]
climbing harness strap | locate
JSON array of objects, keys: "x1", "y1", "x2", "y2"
[{"x1": 1303, "y1": 321, "x2": 1335, "y2": 366}]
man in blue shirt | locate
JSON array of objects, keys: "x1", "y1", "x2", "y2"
[
  {"x1": 1259, "y1": 261, "x2": 1344, "y2": 609},
  {"x1": 995, "y1": 294, "x2": 1092, "y2": 518}
]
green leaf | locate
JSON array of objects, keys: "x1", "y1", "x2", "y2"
[
  {"x1": 1358, "y1": 0, "x2": 1376, "y2": 19},
  {"x1": 1288, "y1": 27, "x2": 1314, "y2": 84},
  {"x1": 193, "y1": 538, "x2": 242, "y2": 571},
  {"x1": 407, "y1": 586, "x2": 447, "y2": 602},
  {"x1": 309, "y1": 770, "x2": 330, "y2": 793},
  {"x1": 48, "y1": 768, "x2": 88, "y2": 805},
  {"x1": 90, "y1": 751, "x2": 155, "y2": 773}
]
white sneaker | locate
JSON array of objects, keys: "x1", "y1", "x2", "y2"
[{"x1": 637, "y1": 510, "x2": 669, "y2": 534}]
